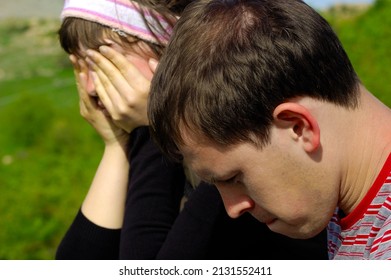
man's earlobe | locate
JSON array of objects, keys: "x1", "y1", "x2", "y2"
[{"x1": 273, "y1": 103, "x2": 320, "y2": 152}]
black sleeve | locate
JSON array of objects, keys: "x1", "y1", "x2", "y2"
[
  {"x1": 119, "y1": 127, "x2": 185, "y2": 259},
  {"x1": 156, "y1": 181, "x2": 224, "y2": 259},
  {"x1": 55, "y1": 209, "x2": 121, "y2": 260}
]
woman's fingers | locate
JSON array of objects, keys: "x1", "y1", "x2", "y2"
[
  {"x1": 85, "y1": 50, "x2": 127, "y2": 103},
  {"x1": 83, "y1": 46, "x2": 152, "y2": 132},
  {"x1": 91, "y1": 46, "x2": 150, "y2": 115},
  {"x1": 69, "y1": 54, "x2": 128, "y2": 143},
  {"x1": 86, "y1": 49, "x2": 130, "y2": 91},
  {"x1": 85, "y1": 50, "x2": 136, "y2": 118},
  {"x1": 89, "y1": 68, "x2": 117, "y2": 117},
  {"x1": 98, "y1": 45, "x2": 149, "y2": 89}
]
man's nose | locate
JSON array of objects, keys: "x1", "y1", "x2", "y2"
[{"x1": 216, "y1": 185, "x2": 255, "y2": 219}]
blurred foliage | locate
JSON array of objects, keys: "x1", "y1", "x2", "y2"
[
  {"x1": 0, "y1": 18, "x2": 103, "y2": 259},
  {"x1": 324, "y1": 0, "x2": 391, "y2": 104},
  {"x1": 0, "y1": 0, "x2": 390, "y2": 259}
]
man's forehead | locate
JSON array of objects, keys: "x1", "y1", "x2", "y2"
[
  {"x1": 181, "y1": 151, "x2": 217, "y2": 183},
  {"x1": 179, "y1": 133, "x2": 232, "y2": 180}
]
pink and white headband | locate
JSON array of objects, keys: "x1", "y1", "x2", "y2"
[{"x1": 61, "y1": 0, "x2": 175, "y2": 45}]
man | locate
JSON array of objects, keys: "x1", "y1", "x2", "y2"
[{"x1": 148, "y1": 0, "x2": 391, "y2": 259}]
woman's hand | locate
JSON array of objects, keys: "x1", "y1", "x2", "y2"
[
  {"x1": 69, "y1": 54, "x2": 129, "y2": 148},
  {"x1": 85, "y1": 45, "x2": 152, "y2": 133}
]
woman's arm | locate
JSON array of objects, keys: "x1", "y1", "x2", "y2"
[
  {"x1": 56, "y1": 55, "x2": 132, "y2": 259},
  {"x1": 72, "y1": 55, "x2": 130, "y2": 228}
]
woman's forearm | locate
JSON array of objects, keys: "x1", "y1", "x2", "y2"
[{"x1": 81, "y1": 142, "x2": 129, "y2": 229}]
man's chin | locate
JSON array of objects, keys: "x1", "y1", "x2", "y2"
[{"x1": 266, "y1": 221, "x2": 319, "y2": 239}]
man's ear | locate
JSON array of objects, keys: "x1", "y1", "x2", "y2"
[{"x1": 273, "y1": 102, "x2": 320, "y2": 153}]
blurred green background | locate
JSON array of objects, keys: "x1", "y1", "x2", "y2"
[
  {"x1": 0, "y1": 3, "x2": 104, "y2": 259},
  {"x1": 0, "y1": 0, "x2": 390, "y2": 259}
]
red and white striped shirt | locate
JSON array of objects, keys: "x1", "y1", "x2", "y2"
[{"x1": 328, "y1": 153, "x2": 391, "y2": 259}]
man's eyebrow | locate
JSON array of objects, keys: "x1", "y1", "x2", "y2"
[{"x1": 192, "y1": 168, "x2": 216, "y2": 184}]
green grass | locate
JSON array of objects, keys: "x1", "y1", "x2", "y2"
[
  {"x1": 0, "y1": 70, "x2": 107, "y2": 259},
  {"x1": 0, "y1": 18, "x2": 104, "y2": 259},
  {"x1": 0, "y1": 1, "x2": 390, "y2": 259}
]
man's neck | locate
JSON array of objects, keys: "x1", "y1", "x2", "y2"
[{"x1": 338, "y1": 86, "x2": 391, "y2": 215}]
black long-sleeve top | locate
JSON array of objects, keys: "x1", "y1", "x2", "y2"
[{"x1": 56, "y1": 127, "x2": 328, "y2": 260}]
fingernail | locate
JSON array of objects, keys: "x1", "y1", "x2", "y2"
[
  {"x1": 103, "y1": 39, "x2": 115, "y2": 46},
  {"x1": 86, "y1": 49, "x2": 94, "y2": 57},
  {"x1": 69, "y1": 54, "x2": 76, "y2": 62},
  {"x1": 99, "y1": 45, "x2": 109, "y2": 54},
  {"x1": 90, "y1": 71, "x2": 97, "y2": 81},
  {"x1": 85, "y1": 57, "x2": 95, "y2": 68},
  {"x1": 149, "y1": 58, "x2": 158, "y2": 71}
]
